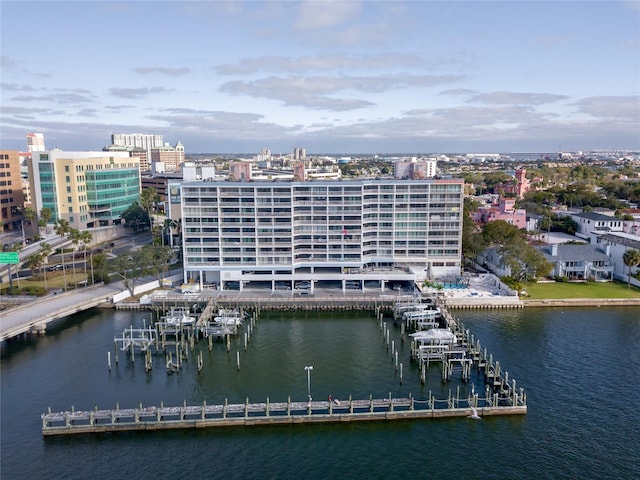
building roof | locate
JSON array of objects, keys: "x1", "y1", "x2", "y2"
[
  {"x1": 571, "y1": 211, "x2": 619, "y2": 222},
  {"x1": 598, "y1": 233, "x2": 640, "y2": 250},
  {"x1": 537, "y1": 244, "x2": 610, "y2": 263}
]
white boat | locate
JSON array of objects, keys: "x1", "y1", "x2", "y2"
[
  {"x1": 213, "y1": 315, "x2": 243, "y2": 326},
  {"x1": 166, "y1": 314, "x2": 196, "y2": 326},
  {"x1": 410, "y1": 328, "x2": 457, "y2": 345},
  {"x1": 403, "y1": 309, "x2": 438, "y2": 321}
]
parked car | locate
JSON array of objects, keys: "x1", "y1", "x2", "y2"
[
  {"x1": 48, "y1": 264, "x2": 64, "y2": 271},
  {"x1": 295, "y1": 281, "x2": 311, "y2": 289},
  {"x1": 275, "y1": 282, "x2": 291, "y2": 290}
]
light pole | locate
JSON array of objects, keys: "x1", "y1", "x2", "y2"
[
  {"x1": 304, "y1": 365, "x2": 313, "y2": 403},
  {"x1": 21, "y1": 219, "x2": 27, "y2": 245}
]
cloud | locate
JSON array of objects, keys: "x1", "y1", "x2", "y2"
[
  {"x1": 0, "y1": 82, "x2": 37, "y2": 92},
  {"x1": 572, "y1": 95, "x2": 640, "y2": 120},
  {"x1": 469, "y1": 91, "x2": 568, "y2": 105},
  {"x1": 76, "y1": 108, "x2": 98, "y2": 117},
  {"x1": 619, "y1": 39, "x2": 640, "y2": 48},
  {"x1": 214, "y1": 53, "x2": 427, "y2": 75},
  {"x1": 439, "y1": 88, "x2": 477, "y2": 96},
  {"x1": 293, "y1": 0, "x2": 362, "y2": 30},
  {"x1": 108, "y1": 87, "x2": 169, "y2": 99},
  {"x1": 133, "y1": 67, "x2": 192, "y2": 76},
  {"x1": 220, "y1": 74, "x2": 464, "y2": 110},
  {"x1": 10, "y1": 92, "x2": 95, "y2": 105},
  {"x1": 146, "y1": 108, "x2": 300, "y2": 139},
  {"x1": 0, "y1": 55, "x2": 50, "y2": 78},
  {"x1": 0, "y1": 55, "x2": 18, "y2": 71},
  {"x1": 105, "y1": 105, "x2": 136, "y2": 111}
]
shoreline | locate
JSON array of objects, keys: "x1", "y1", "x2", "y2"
[{"x1": 521, "y1": 298, "x2": 640, "y2": 307}]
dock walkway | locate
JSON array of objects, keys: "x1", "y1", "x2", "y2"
[{"x1": 42, "y1": 396, "x2": 526, "y2": 435}]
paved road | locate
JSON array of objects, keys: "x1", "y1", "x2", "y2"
[{"x1": 0, "y1": 282, "x2": 126, "y2": 340}]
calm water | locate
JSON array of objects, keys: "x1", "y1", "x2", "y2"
[{"x1": 1, "y1": 306, "x2": 639, "y2": 479}]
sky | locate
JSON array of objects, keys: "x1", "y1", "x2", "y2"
[{"x1": 1, "y1": 0, "x2": 639, "y2": 154}]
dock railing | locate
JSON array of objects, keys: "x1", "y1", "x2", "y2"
[{"x1": 42, "y1": 392, "x2": 526, "y2": 436}]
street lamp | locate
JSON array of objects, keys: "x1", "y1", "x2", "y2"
[
  {"x1": 304, "y1": 365, "x2": 313, "y2": 403},
  {"x1": 21, "y1": 219, "x2": 27, "y2": 245}
]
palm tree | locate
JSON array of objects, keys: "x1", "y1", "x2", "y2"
[
  {"x1": 23, "y1": 207, "x2": 37, "y2": 240},
  {"x1": 78, "y1": 230, "x2": 92, "y2": 284},
  {"x1": 40, "y1": 242, "x2": 52, "y2": 290},
  {"x1": 163, "y1": 218, "x2": 178, "y2": 247},
  {"x1": 69, "y1": 228, "x2": 81, "y2": 287},
  {"x1": 39, "y1": 208, "x2": 53, "y2": 234},
  {"x1": 622, "y1": 249, "x2": 640, "y2": 290},
  {"x1": 25, "y1": 253, "x2": 44, "y2": 277},
  {"x1": 54, "y1": 219, "x2": 71, "y2": 290}
]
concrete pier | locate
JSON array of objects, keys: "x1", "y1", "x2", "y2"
[{"x1": 42, "y1": 397, "x2": 526, "y2": 436}]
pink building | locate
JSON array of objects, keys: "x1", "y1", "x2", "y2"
[
  {"x1": 494, "y1": 168, "x2": 531, "y2": 199},
  {"x1": 473, "y1": 197, "x2": 527, "y2": 229}
]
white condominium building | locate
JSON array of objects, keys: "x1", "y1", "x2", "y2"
[
  {"x1": 111, "y1": 133, "x2": 163, "y2": 150},
  {"x1": 180, "y1": 178, "x2": 463, "y2": 292}
]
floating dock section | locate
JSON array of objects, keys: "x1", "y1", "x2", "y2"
[{"x1": 42, "y1": 394, "x2": 526, "y2": 436}]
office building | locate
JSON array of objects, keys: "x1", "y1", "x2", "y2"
[
  {"x1": 29, "y1": 151, "x2": 140, "y2": 229},
  {"x1": 179, "y1": 178, "x2": 464, "y2": 291},
  {"x1": 111, "y1": 133, "x2": 163, "y2": 150},
  {"x1": 0, "y1": 150, "x2": 25, "y2": 232},
  {"x1": 394, "y1": 158, "x2": 437, "y2": 179},
  {"x1": 104, "y1": 145, "x2": 150, "y2": 171},
  {"x1": 151, "y1": 141, "x2": 184, "y2": 172},
  {"x1": 26, "y1": 133, "x2": 46, "y2": 152}
]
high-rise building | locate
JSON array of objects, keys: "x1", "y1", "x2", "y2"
[
  {"x1": 111, "y1": 133, "x2": 163, "y2": 150},
  {"x1": 29, "y1": 151, "x2": 140, "y2": 229},
  {"x1": 293, "y1": 147, "x2": 306, "y2": 160},
  {"x1": 26, "y1": 133, "x2": 46, "y2": 152},
  {"x1": 104, "y1": 145, "x2": 150, "y2": 171},
  {"x1": 229, "y1": 161, "x2": 252, "y2": 181},
  {"x1": 150, "y1": 142, "x2": 184, "y2": 172},
  {"x1": 0, "y1": 150, "x2": 26, "y2": 232},
  {"x1": 394, "y1": 158, "x2": 437, "y2": 179},
  {"x1": 178, "y1": 177, "x2": 464, "y2": 291}
]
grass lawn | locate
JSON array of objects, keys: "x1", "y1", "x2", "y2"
[
  {"x1": 523, "y1": 280, "x2": 640, "y2": 299},
  {"x1": 1, "y1": 271, "x2": 89, "y2": 292}
]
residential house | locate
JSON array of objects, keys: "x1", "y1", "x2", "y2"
[{"x1": 537, "y1": 243, "x2": 613, "y2": 281}]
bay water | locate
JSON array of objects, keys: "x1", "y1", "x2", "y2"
[{"x1": 1, "y1": 306, "x2": 638, "y2": 479}]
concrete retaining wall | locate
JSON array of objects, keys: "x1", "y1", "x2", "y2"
[{"x1": 523, "y1": 298, "x2": 640, "y2": 307}]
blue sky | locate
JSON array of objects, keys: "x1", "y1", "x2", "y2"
[{"x1": 1, "y1": 0, "x2": 639, "y2": 154}]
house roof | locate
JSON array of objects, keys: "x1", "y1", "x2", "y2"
[
  {"x1": 598, "y1": 233, "x2": 640, "y2": 250},
  {"x1": 537, "y1": 244, "x2": 611, "y2": 262},
  {"x1": 571, "y1": 212, "x2": 618, "y2": 222}
]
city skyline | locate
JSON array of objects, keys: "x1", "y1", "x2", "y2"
[{"x1": 1, "y1": 1, "x2": 639, "y2": 154}]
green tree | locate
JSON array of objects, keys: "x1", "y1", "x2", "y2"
[
  {"x1": 481, "y1": 220, "x2": 551, "y2": 281},
  {"x1": 147, "y1": 244, "x2": 173, "y2": 282},
  {"x1": 91, "y1": 252, "x2": 109, "y2": 284},
  {"x1": 54, "y1": 219, "x2": 71, "y2": 290},
  {"x1": 163, "y1": 218, "x2": 178, "y2": 247},
  {"x1": 139, "y1": 187, "x2": 160, "y2": 230},
  {"x1": 78, "y1": 230, "x2": 92, "y2": 283},
  {"x1": 40, "y1": 242, "x2": 52, "y2": 290},
  {"x1": 69, "y1": 228, "x2": 81, "y2": 287},
  {"x1": 622, "y1": 249, "x2": 640, "y2": 290},
  {"x1": 111, "y1": 248, "x2": 152, "y2": 296},
  {"x1": 121, "y1": 203, "x2": 150, "y2": 232},
  {"x1": 25, "y1": 252, "x2": 44, "y2": 277},
  {"x1": 462, "y1": 197, "x2": 484, "y2": 261},
  {"x1": 23, "y1": 207, "x2": 37, "y2": 239},
  {"x1": 39, "y1": 207, "x2": 53, "y2": 234}
]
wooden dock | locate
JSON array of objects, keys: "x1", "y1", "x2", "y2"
[{"x1": 42, "y1": 395, "x2": 526, "y2": 436}]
